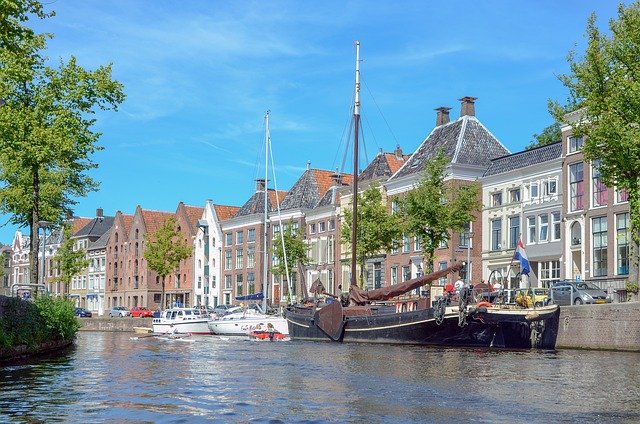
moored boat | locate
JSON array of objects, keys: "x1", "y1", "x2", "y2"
[
  {"x1": 152, "y1": 308, "x2": 213, "y2": 335},
  {"x1": 208, "y1": 309, "x2": 289, "y2": 336}
]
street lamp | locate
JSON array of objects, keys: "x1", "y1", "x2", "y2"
[{"x1": 38, "y1": 221, "x2": 53, "y2": 292}]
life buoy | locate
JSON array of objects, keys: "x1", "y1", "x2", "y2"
[{"x1": 476, "y1": 301, "x2": 492, "y2": 308}]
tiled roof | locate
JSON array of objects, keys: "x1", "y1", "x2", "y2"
[
  {"x1": 214, "y1": 204, "x2": 240, "y2": 221},
  {"x1": 236, "y1": 189, "x2": 287, "y2": 217},
  {"x1": 141, "y1": 210, "x2": 174, "y2": 234},
  {"x1": 71, "y1": 218, "x2": 92, "y2": 234},
  {"x1": 122, "y1": 214, "x2": 134, "y2": 236},
  {"x1": 183, "y1": 205, "x2": 205, "y2": 228},
  {"x1": 279, "y1": 169, "x2": 341, "y2": 210},
  {"x1": 483, "y1": 142, "x2": 563, "y2": 177},
  {"x1": 359, "y1": 151, "x2": 409, "y2": 182},
  {"x1": 391, "y1": 116, "x2": 510, "y2": 180},
  {"x1": 317, "y1": 174, "x2": 353, "y2": 207}
]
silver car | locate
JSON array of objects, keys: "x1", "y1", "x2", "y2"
[
  {"x1": 108, "y1": 306, "x2": 130, "y2": 317},
  {"x1": 549, "y1": 281, "x2": 611, "y2": 305}
]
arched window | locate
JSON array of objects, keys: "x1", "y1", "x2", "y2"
[
  {"x1": 115, "y1": 232, "x2": 119, "y2": 243},
  {"x1": 570, "y1": 221, "x2": 581, "y2": 245}
]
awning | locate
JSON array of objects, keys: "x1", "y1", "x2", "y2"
[{"x1": 235, "y1": 292, "x2": 264, "y2": 301}]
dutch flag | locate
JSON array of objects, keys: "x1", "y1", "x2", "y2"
[{"x1": 514, "y1": 239, "x2": 530, "y2": 275}]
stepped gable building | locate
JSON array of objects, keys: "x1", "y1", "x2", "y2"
[
  {"x1": 68, "y1": 208, "x2": 115, "y2": 312},
  {"x1": 482, "y1": 142, "x2": 563, "y2": 290},
  {"x1": 221, "y1": 179, "x2": 287, "y2": 307},
  {"x1": 291, "y1": 167, "x2": 353, "y2": 299},
  {"x1": 385, "y1": 97, "x2": 511, "y2": 290},
  {"x1": 9, "y1": 231, "x2": 30, "y2": 296},
  {"x1": 194, "y1": 201, "x2": 240, "y2": 308},
  {"x1": 105, "y1": 210, "x2": 133, "y2": 309}
]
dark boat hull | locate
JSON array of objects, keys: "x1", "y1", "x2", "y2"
[{"x1": 285, "y1": 304, "x2": 560, "y2": 349}]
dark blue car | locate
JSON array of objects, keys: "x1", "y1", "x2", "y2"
[{"x1": 75, "y1": 307, "x2": 92, "y2": 318}]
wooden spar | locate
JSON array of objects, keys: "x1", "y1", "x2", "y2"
[
  {"x1": 262, "y1": 111, "x2": 270, "y2": 313},
  {"x1": 350, "y1": 40, "x2": 361, "y2": 288}
]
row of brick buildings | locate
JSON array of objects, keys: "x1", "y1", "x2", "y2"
[{"x1": 0, "y1": 97, "x2": 634, "y2": 313}]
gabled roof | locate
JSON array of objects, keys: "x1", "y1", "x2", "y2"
[
  {"x1": 483, "y1": 142, "x2": 563, "y2": 177},
  {"x1": 359, "y1": 150, "x2": 410, "y2": 182},
  {"x1": 71, "y1": 217, "x2": 92, "y2": 234},
  {"x1": 74, "y1": 216, "x2": 115, "y2": 239},
  {"x1": 391, "y1": 116, "x2": 510, "y2": 180},
  {"x1": 279, "y1": 169, "x2": 341, "y2": 210},
  {"x1": 183, "y1": 205, "x2": 204, "y2": 226},
  {"x1": 214, "y1": 204, "x2": 240, "y2": 221},
  {"x1": 141, "y1": 209, "x2": 174, "y2": 234},
  {"x1": 317, "y1": 173, "x2": 353, "y2": 207},
  {"x1": 236, "y1": 189, "x2": 287, "y2": 217}
]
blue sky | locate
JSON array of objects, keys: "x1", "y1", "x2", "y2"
[{"x1": 0, "y1": 0, "x2": 624, "y2": 243}]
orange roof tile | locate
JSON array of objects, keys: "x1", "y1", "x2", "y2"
[
  {"x1": 313, "y1": 169, "x2": 336, "y2": 198},
  {"x1": 385, "y1": 153, "x2": 409, "y2": 174},
  {"x1": 71, "y1": 218, "x2": 92, "y2": 234},
  {"x1": 214, "y1": 204, "x2": 240, "y2": 221},
  {"x1": 268, "y1": 190, "x2": 287, "y2": 209},
  {"x1": 141, "y1": 210, "x2": 175, "y2": 235},
  {"x1": 183, "y1": 205, "x2": 205, "y2": 226},
  {"x1": 121, "y1": 214, "x2": 134, "y2": 236}
]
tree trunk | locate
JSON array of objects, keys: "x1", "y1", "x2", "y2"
[
  {"x1": 30, "y1": 169, "x2": 40, "y2": 288},
  {"x1": 161, "y1": 276, "x2": 166, "y2": 310}
]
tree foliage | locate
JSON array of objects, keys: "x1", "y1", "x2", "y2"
[
  {"x1": 0, "y1": 0, "x2": 125, "y2": 285},
  {"x1": 341, "y1": 184, "x2": 402, "y2": 287},
  {"x1": 398, "y1": 151, "x2": 480, "y2": 273},
  {"x1": 525, "y1": 122, "x2": 562, "y2": 150},
  {"x1": 53, "y1": 223, "x2": 89, "y2": 290},
  {"x1": 551, "y1": 2, "x2": 640, "y2": 276},
  {"x1": 271, "y1": 219, "x2": 309, "y2": 300},
  {"x1": 143, "y1": 217, "x2": 192, "y2": 309}
]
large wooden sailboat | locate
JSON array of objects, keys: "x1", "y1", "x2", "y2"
[{"x1": 284, "y1": 42, "x2": 560, "y2": 349}]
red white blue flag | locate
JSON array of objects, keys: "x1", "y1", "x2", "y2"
[{"x1": 514, "y1": 239, "x2": 530, "y2": 275}]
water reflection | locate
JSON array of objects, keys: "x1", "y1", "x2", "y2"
[{"x1": 1, "y1": 332, "x2": 640, "y2": 423}]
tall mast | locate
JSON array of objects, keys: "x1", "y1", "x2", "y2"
[
  {"x1": 350, "y1": 41, "x2": 360, "y2": 287},
  {"x1": 262, "y1": 111, "x2": 270, "y2": 313}
]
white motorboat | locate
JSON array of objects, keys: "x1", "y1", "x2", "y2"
[
  {"x1": 152, "y1": 308, "x2": 213, "y2": 335},
  {"x1": 208, "y1": 309, "x2": 289, "y2": 336}
]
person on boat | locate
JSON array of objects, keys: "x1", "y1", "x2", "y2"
[{"x1": 454, "y1": 278, "x2": 464, "y2": 295}]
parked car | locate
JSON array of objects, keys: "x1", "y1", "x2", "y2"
[
  {"x1": 75, "y1": 307, "x2": 92, "y2": 318},
  {"x1": 515, "y1": 287, "x2": 550, "y2": 307},
  {"x1": 130, "y1": 306, "x2": 154, "y2": 318},
  {"x1": 549, "y1": 281, "x2": 612, "y2": 305},
  {"x1": 109, "y1": 306, "x2": 130, "y2": 317}
]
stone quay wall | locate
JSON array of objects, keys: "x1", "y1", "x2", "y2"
[
  {"x1": 555, "y1": 302, "x2": 640, "y2": 351},
  {"x1": 78, "y1": 317, "x2": 152, "y2": 332}
]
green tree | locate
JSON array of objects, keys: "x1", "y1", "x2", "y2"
[
  {"x1": 53, "y1": 223, "x2": 89, "y2": 292},
  {"x1": 0, "y1": 1, "x2": 125, "y2": 286},
  {"x1": 551, "y1": 2, "x2": 640, "y2": 282},
  {"x1": 398, "y1": 151, "x2": 480, "y2": 273},
  {"x1": 341, "y1": 184, "x2": 402, "y2": 287},
  {"x1": 525, "y1": 122, "x2": 562, "y2": 150},
  {"x1": 271, "y1": 220, "x2": 309, "y2": 301},
  {"x1": 144, "y1": 217, "x2": 192, "y2": 309}
]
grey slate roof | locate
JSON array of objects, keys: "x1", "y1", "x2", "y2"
[
  {"x1": 483, "y1": 141, "x2": 562, "y2": 177},
  {"x1": 75, "y1": 216, "x2": 115, "y2": 240},
  {"x1": 360, "y1": 153, "x2": 392, "y2": 182},
  {"x1": 317, "y1": 186, "x2": 339, "y2": 207},
  {"x1": 236, "y1": 190, "x2": 281, "y2": 217},
  {"x1": 89, "y1": 228, "x2": 111, "y2": 250},
  {"x1": 391, "y1": 116, "x2": 510, "y2": 180},
  {"x1": 279, "y1": 169, "x2": 335, "y2": 210}
]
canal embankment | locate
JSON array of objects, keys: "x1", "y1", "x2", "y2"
[{"x1": 77, "y1": 303, "x2": 640, "y2": 351}]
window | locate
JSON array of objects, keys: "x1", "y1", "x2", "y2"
[
  {"x1": 391, "y1": 200, "x2": 400, "y2": 214},
  {"x1": 247, "y1": 272, "x2": 255, "y2": 294},
  {"x1": 529, "y1": 182, "x2": 539, "y2": 199},
  {"x1": 309, "y1": 223, "x2": 316, "y2": 234},
  {"x1": 491, "y1": 219, "x2": 502, "y2": 251},
  {"x1": 235, "y1": 249, "x2": 243, "y2": 269},
  {"x1": 509, "y1": 216, "x2": 520, "y2": 249},
  {"x1": 617, "y1": 213, "x2": 629, "y2": 275},
  {"x1": 273, "y1": 224, "x2": 280, "y2": 237},
  {"x1": 236, "y1": 231, "x2": 244, "y2": 245},
  {"x1": 329, "y1": 219, "x2": 336, "y2": 230},
  {"x1": 509, "y1": 188, "x2": 521, "y2": 203},
  {"x1": 224, "y1": 275, "x2": 232, "y2": 290},
  {"x1": 224, "y1": 250, "x2": 232, "y2": 270},
  {"x1": 319, "y1": 222, "x2": 326, "y2": 232},
  {"x1": 391, "y1": 267, "x2": 398, "y2": 285},
  {"x1": 569, "y1": 135, "x2": 584, "y2": 153},
  {"x1": 491, "y1": 192, "x2": 502, "y2": 207},
  {"x1": 551, "y1": 212, "x2": 561, "y2": 241},
  {"x1": 247, "y1": 228, "x2": 255, "y2": 243},
  {"x1": 414, "y1": 236, "x2": 422, "y2": 251},
  {"x1": 402, "y1": 266, "x2": 411, "y2": 282},
  {"x1": 391, "y1": 239, "x2": 398, "y2": 254},
  {"x1": 592, "y1": 216, "x2": 608, "y2": 277},
  {"x1": 247, "y1": 247, "x2": 255, "y2": 269},
  {"x1": 438, "y1": 262, "x2": 448, "y2": 285},
  {"x1": 527, "y1": 216, "x2": 536, "y2": 244},
  {"x1": 543, "y1": 179, "x2": 557, "y2": 196},
  {"x1": 592, "y1": 159, "x2": 608, "y2": 207},
  {"x1": 539, "y1": 214, "x2": 549, "y2": 242},
  {"x1": 570, "y1": 162, "x2": 584, "y2": 211},
  {"x1": 402, "y1": 234, "x2": 410, "y2": 253},
  {"x1": 225, "y1": 233, "x2": 232, "y2": 246},
  {"x1": 438, "y1": 238, "x2": 448, "y2": 249},
  {"x1": 459, "y1": 222, "x2": 470, "y2": 248},
  {"x1": 617, "y1": 188, "x2": 629, "y2": 203},
  {"x1": 236, "y1": 274, "x2": 243, "y2": 296},
  {"x1": 539, "y1": 260, "x2": 561, "y2": 288}
]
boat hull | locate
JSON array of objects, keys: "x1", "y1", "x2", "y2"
[
  {"x1": 208, "y1": 316, "x2": 289, "y2": 336},
  {"x1": 152, "y1": 321, "x2": 212, "y2": 335},
  {"x1": 285, "y1": 304, "x2": 560, "y2": 349}
]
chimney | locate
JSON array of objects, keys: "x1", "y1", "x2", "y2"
[
  {"x1": 435, "y1": 107, "x2": 451, "y2": 126},
  {"x1": 459, "y1": 96, "x2": 477, "y2": 117},
  {"x1": 96, "y1": 207, "x2": 103, "y2": 218},
  {"x1": 307, "y1": 160, "x2": 311, "y2": 170},
  {"x1": 256, "y1": 178, "x2": 266, "y2": 191},
  {"x1": 394, "y1": 144, "x2": 403, "y2": 159}
]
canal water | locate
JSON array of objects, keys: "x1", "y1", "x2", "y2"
[{"x1": 1, "y1": 332, "x2": 639, "y2": 424}]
